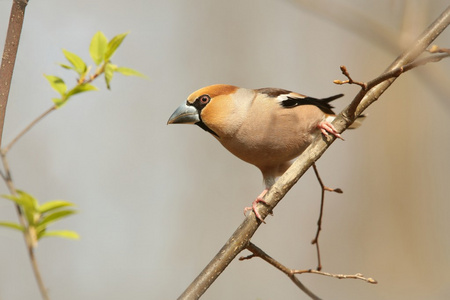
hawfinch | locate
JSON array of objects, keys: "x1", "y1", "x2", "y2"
[{"x1": 168, "y1": 84, "x2": 357, "y2": 222}]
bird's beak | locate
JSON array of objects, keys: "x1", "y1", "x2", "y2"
[{"x1": 167, "y1": 102, "x2": 200, "y2": 125}]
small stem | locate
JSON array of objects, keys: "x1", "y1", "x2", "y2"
[
  {"x1": 243, "y1": 242, "x2": 322, "y2": 300},
  {"x1": 311, "y1": 163, "x2": 325, "y2": 271},
  {"x1": 292, "y1": 269, "x2": 377, "y2": 284},
  {"x1": 29, "y1": 247, "x2": 50, "y2": 300},
  {"x1": 311, "y1": 163, "x2": 342, "y2": 271},
  {"x1": 243, "y1": 242, "x2": 377, "y2": 294},
  {"x1": 2, "y1": 105, "x2": 56, "y2": 155},
  {"x1": 1, "y1": 140, "x2": 50, "y2": 300}
]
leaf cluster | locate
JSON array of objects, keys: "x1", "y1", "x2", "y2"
[
  {"x1": 0, "y1": 190, "x2": 79, "y2": 247},
  {"x1": 45, "y1": 31, "x2": 146, "y2": 108}
]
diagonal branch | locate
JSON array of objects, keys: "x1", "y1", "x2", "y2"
[
  {"x1": 178, "y1": 5, "x2": 450, "y2": 300},
  {"x1": 0, "y1": 0, "x2": 29, "y2": 148}
]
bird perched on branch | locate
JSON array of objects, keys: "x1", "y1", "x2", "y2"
[{"x1": 168, "y1": 84, "x2": 362, "y2": 222}]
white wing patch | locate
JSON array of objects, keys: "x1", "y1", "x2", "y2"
[{"x1": 276, "y1": 92, "x2": 305, "y2": 103}]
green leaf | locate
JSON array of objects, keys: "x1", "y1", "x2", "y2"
[
  {"x1": 52, "y1": 97, "x2": 66, "y2": 108},
  {"x1": 58, "y1": 63, "x2": 74, "y2": 71},
  {"x1": 39, "y1": 200, "x2": 75, "y2": 214},
  {"x1": 0, "y1": 221, "x2": 25, "y2": 232},
  {"x1": 90, "y1": 31, "x2": 108, "y2": 65},
  {"x1": 62, "y1": 49, "x2": 87, "y2": 75},
  {"x1": 2, "y1": 194, "x2": 28, "y2": 207},
  {"x1": 104, "y1": 63, "x2": 117, "y2": 90},
  {"x1": 17, "y1": 191, "x2": 40, "y2": 225},
  {"x1": 104, "y1": 32, "x2": 129, "y2": 61},
  {"x1": 37, "y1": 209, "x2": 77, "y2": 229},
  {"x1": 53, "y1": 83, "x2": 97, "y2": 108},
  {"x1": 115, "y1": 67, "x2": 148, "y2": 78},
  {"x1": 2, "y1": 191, "x2": 40, "y2": 225},
  {"x1": 66, "y1": 83, "x2": 98, "y2": 98},
  {"x1": 5, "y1": 191, "x2": 39, "y2": 225},
  {"x1": 44, "y1": 75, "x2": 67, "y2": 96},
  {"x1": 39, "y1": 230, "x2": 80, "y2": 240}
]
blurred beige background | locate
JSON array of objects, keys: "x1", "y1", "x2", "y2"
[{"x1": 0, "y1": 0, "x2": 449, "y2": 299}]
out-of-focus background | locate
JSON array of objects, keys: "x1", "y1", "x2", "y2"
[{"x1": 0, "y1": 1, "x2": 449, "y2": 299}]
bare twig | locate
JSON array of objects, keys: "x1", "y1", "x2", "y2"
[
  {"x1": 1, "y1": 105, "x2": 56, "y2": 155},
  {"x1": 241, "y1": 243, "x2": 322, "y2": 300},
  {"x1": 333, "y1": 66, "x2": 367, "y2": 89},
  {"x1": 178, "y1": 6, "x2": 450, "y2": 300},
  {"x1": 428, "y1": 45, "x2": 450, "y2": 53},
  {"x1": 241, "y1": 242, "x2": 376, "y2": 299},
  {"x1": 336, "y1": 51, "x2": 450, "y2": 93},
  {"x1": 310, "y1": 163, "x2": 343, "y2": 271},
  {"x1": 292, "y1": 269, "x2": 377, "y2": 284},
  {"x1": 294, "y1": 0, "x2": 450, "y2": 106}
]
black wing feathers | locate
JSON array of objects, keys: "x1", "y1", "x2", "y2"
[{"x1": 280, "y1": 93, "x2": 343, "y2": 115}]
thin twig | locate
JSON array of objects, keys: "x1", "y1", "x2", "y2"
[
  {"x1": 333, "y1": 66, "x2": 367, "y2": 89},
  {"x1": 428, "y1": 45, "x2": 450, "y2": 53},
  {"x1": 2, "y1": 105, "x2": 56, "y2": 155},
  {"x1": 28, "y1": 247, "x2": 49, "y2": 300},
  {"x1": 1, "y1": 151, "x2": 49, "y2": 300},
  {"x1": 292, "y1": 269, "x2": 377, "y2": 284},
  {"x1": 310, "y1": 163, "x2": 343, "y2": 271},
  {"x1": 241, "y1": 243, "x2": 376, "y2": 299},
  {"x1": 241, "y1": 243, "x2": 322, "y2": 300},
  {"x1": 338, "y1": 51, "x2": 450, "y2": 118}
]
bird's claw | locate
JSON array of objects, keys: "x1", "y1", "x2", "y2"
[
  {"x1": 318, "y1": 121, "x2": 344, "y2": 140},
  {"x1": 244, "y1": 197, "x2": 268, "y2": 223}
]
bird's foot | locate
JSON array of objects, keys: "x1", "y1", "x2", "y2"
[
  {"x1": 318, "y1": 120, "x2": 344, "y2": 140},
  {"x1": 244, "y1": 188, "x2": 269, "y2": 223}
]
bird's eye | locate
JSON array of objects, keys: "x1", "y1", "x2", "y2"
[{"x1": 199, "y1": 95, "x2": 210, "y2": 105}]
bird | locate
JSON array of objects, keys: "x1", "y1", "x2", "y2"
[{"x1": 168, "y1": 84, "x2": 361, "y2": 222}]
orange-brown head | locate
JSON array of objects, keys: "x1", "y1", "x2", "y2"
[{"x1": 168, "y1": 84, "x2": 246, "y2": 138}]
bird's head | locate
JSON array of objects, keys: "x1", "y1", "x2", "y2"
[{"x1": 167, "y1": 84, "x2": 243, "y2": 138}]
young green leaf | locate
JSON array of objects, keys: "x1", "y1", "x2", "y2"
[
  {"x1": 90, "y1": 31, "x2": 108, "y2": 65},
  {"x1": 0, "y1": 221, "x2": 25, "y2": 232},
  {"x1": 44, "y1": 75, "x2": 67, "y2": 96},
  {"x1": 2, "y1": 191, "x2": 40, "y2": 226},
  {"x1": 104, "y1": 32, "x2": 129, "y2": 61},
  {"x1": 62, "y1": 49, "x2": 87, "y2": 75},
  {"x1": 37, "y1": 209, "x2": 77, "y2": 229},
  {"x1": 52, "y1": 97, "x2": 66, "y2": 108},
  {"x1": 2, "y1": 194, "x2": 29, "y2": 207},
  {"x1": 39, "y1": 200, "x2": 75, "y2": 214},
  {"x1": 58, "y1": 63, "x2": 74, "y2": 71},
  {"x1": 66, "y1": 83, "x2": 98, "y2": 98},
  {"x1": 3, "y1": 190, "x2": 39, "y2": 214},
  {"x1": 39, "y1": 230, "x2": 80, "y2": 240},
  {"x1": 104, "y1": 63, "x2": 117, "y2": 90},
  {"x1": 116, "y1": 67, "x2": 148, "y2": 78},
  {"x1": 18, "y1": 191, "x2": 40, "y2": 225}
]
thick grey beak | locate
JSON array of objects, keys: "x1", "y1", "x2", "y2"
[{"x1": 167, "y1": 102, "x2": 200, "y2": 125}]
